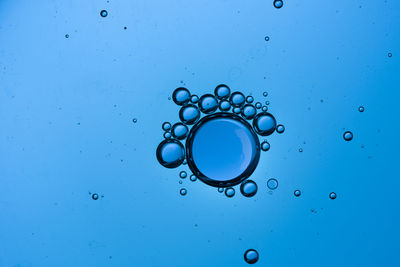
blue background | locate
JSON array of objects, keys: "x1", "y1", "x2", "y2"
[{"x1": 1, "y1": 0, "x2": 399, "y2": 266}]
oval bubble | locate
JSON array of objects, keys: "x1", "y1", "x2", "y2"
[
  {"x1": 199, "y1": 94, "x2": 218, "y2": 114},
  {"x1": 253, "y1": 112, "x2": 277, "y2": 136},
  {"x1": 241, "y1": 104, "x2": 257, "y2": 120},
  {"x1": 276, "y1": 124, "x2": 285, "y2": 134},
  {"x1": 214, "y1": 84, "x2": 231, "y2": 100},
  {"x1": 244, "y1": 249, "x2": 259, "y2": 264},
  {"x1": 240, "y1": 180, "x2": 258, "y2": 197},
  {"x1": 172, "y1": 87, "x2": 191, "y2": 106},
  {"x1": 219, "y1": 100, "x2": 231, "y2": 111},
  {"x1": 172, "y1": 123, "x2": 189, "y2": 140},
  {"x1": 230, "y1": 92, "x2": 245, "y2": 107},
  {"x1": 343, "y1": 131, "x2": 353, "y2": 141},
  {"x1": 179, "y1": 104, "x2": 200, "y2": 125},
  {"x1": 156, "y1": 139, "x2": 185, "y2": 168},
  {"x1": 267, "y1": 178, "x2": 278, "y2": 190},
  {"x1": 225, "y1": 187, "x2": 235, "y2": 198}
]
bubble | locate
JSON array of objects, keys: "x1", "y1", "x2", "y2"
[
  {"x1": 261, "y1": 140, "x2": 270, "y2": 151},
  {"x1": 179, "y1": 180, "x2": 183, "y2": 184},
  {"x1": 218, "y1": 187, "x2": 224, "y2": 193},
  {"x1": 156, "y1": 139, "x2": 185, "y2": 168},
  {"x1": 180, "y1": 188, "x2": 187, "y2": 196},
  {"x1": 199, "y1": 94, "x2": 218, "y2": 114},
  {"x1": 264, "y1": 36, "x2": 270, "y2": 42},
  {"x1": 267, "y1": 178, "x2": 278, "y2": 190},
  {"x1": 179, "y1": 171, "x2": 187, "y2": 179},
  {"x1": 255, "y1": 102, "x2": 262, "y2": 109},
  {"x1": 329, "y1": 192, "x2": 337, "y2": 199},
  {"x1": 299, "y1": 148, "x2": 303, "y2": 152},
  {"x1": 191, "y1": 95, "x2": 199, "y2": 104},
  {"x1": 230, "y1": 92, "x2": 246, "y2": 107},
  {"x1": 100, "y1": 10, "x2": 108, "y2": 17},
  {"x1": 388, "y1": 52, "x2": 392, "y2": 58},
  {"x1": 65, "y1": 34, "x2": 69, "y2": 38},
  {"x1": 294, "y1": 190, "x2": 301, "y2": 197},
  {"x1": 261, "y1": 106, "x2": 268, "y2": 112},
  {"x1": 179, "y1": 104, "x2": 200, "y2": 125},
  {"x1": 246, "y1": 96, "x2": 254, "y2": 103},
  {"x1": 186, "y1": 113, "x2": 260, "y2": 187},
  {"x1": 358, "y1": 106, "x2": 364, "y2": 112},
  {"x1": 252, "y1": 112, "x2": 277, "y2": 136},
  {"x1": 172, "y1": 87, "x2": 191, "y2": 106},
  {"x1": 92, "y1": 193, "x2": 99, "y2": 200},
  {"x1": 233, "y1": 107, "x2": 241, "y2": 114},
  {"x1": 276, "y1": 124, "x2": 285, "y2": 134},
  {"x1": 241, "y1": 104, "x2": 257, "y2": 120},
  {"x1": 343, "y1": 131, "x2": 353, "y2": 141},
  {"x1": 162, "y1": 122, "x2": 171, "y2": 131},
  {"x1": 190, "y1": 174, "x2": 197, "y2": 182},
  {"x1": 219, "y1": 100, "x2": 231, "y2": 111},
  {"x1": 163, "y1": 132, "x2": 172, "y2": 139},
  {"x1": 263, "y1": 92, "x2": 268, "y2": 97},
  {"x1": 240, "y1": 180, "x2": 258, "y2": 197},
  {"x1": 172, "y1": 123, "x2": 189, "y2": 140},
  {"x1": 265, "y1": 101, "x2": 270, "y2": 105},
  {"x1": 214, "y1": 84, "x2": 231, "y2": 100},
  {"x1": 132, "y1": 118, "x2": 137, "y2": 123},
  {"x1": 244, "y1": 249, "x2": 259, "y2": 264},
  {"x1": 225, "y1": 187, "x2": 235, "y2": 198},
  {"x1": 273, "y1": 0, "x2": 283, "y2": 9}
]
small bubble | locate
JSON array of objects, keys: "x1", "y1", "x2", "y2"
[
  {"x1": 240, "y1": 180, "x2": 258, "y2": 197},
  {"x1": 329, "y1": 192, "x2": 337, "y2": 199},
  {"x1": 233, "y1": 107, "x2": 241, "y2": 114},
  {"x1": 276, "y1": 124, "x2": 285, "y2": 134},
  {"x1": 261, "y1": 140, "x2": 270, "y2": 151},
  {"x1": 255, "y1": 102, "x2": 262, "y2": 109},
  {"x1": 171, "y1": 123, "x2": 189, "y2": 140},
  {"x1": 358, "y1": 106, "x2": 365, "y2": 112},
  {"x1": 244, "y1": 249, "x2": 259, "y2": 264},
  {"x1": 253, "y1": 112, "x2": 277, "y2": 136},
  {"x1": 267, "y1": 178, "x2": 278, "y2": 190},
  {"x1": 214, "y1": 84, "x2": 231, "y2": 100},
  {"x1": 162, "y1": 122, "x2": 171, "y2": 131},
  {"x1": 124, "y1": 26, "x2": 127, "y2": 30},
  {"x1": 219, "y1": 100, "x2": 231, "y2": 111},
  {"x1": 261, "y1": 106, "x2": 268, "y2": 112},
  {"x1": 343, "y1": 131, "x2": 353, "y2": 141},
  {"x1": 100, "y1": 10, "x2": 108, "y2": 17},
  {"x1": 65, "y1": 34, "x2": 69, "y2": 38},
  {"x1": 218, "y1": 187, "x2": 224, "y2": 193},
  {"x1": 199, "y1": 94, "x2": 218, "y2": 114},
  {"x1": 190, "y1": 174, "x2": 197, "y2": 182},
  {"x1": 156, "y1": 139, "x2": 185, "y2": 168},
  {"x1": 263, "y1": 91, "x2": 268, "y2": 97},
  {"x1": 132, "y1": 118, "x2": 137, "y2": 123},
  {"x1": 265, "y1": 101, "x2": 270, "y2": 105},
  {"x1": 299, "y1": 148, "x2": 303, "y2": 152},
  {"x1": 230, "y1": 92, "x2": 246, "y2": 107},
  {"x1": 225, "y1": 187, "x2": 235, "y2": 198},
  {"x1": 241, "y1": 104, "x2": 257, "y2": 120},
  {"x1": 163, "y1": 132, "x2": 172, "y2": 139},
  {"x1": 264, "y1": 36, "x2": 270, "y2": 42},
  {"x1": 172, "y1": 87, "x2": 191, "y2": 106},
  {"x1": 273, "y1": 0, "x2": 283, "y2": 9},
  {"x1": 179, "y1": 180, "x2": 183, "y2": 184},
  {"x1": 180, "y1": 188, "x2": 187, "y2": 196},
  {"x1": 294, "y1": 190, "x2": 301, "y2": 197},
  {"x1": 388, "y1": 52, "x2": 392, "y2": 58},
  {"x1": 191, "y1": 94, "x2": 199, "y2": 104},
  {"x1": 179, "y1": 171, "x2": 187, "y2": 179},
  {"x1": 92, "y1": 193, "x2": 99, "y2": 200},
  {"x1": 179, "y1": 104, "x2": 200, "y2": 125},
  {"x1": 246, "y1": 96, "x2": 254, "y2": 103}
]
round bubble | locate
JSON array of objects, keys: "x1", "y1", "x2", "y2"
[
  {"x1": 225, "y1": 187, "x2": 235, "y2": 198},
  {"x1": 230, "y1": 92, "x2": 246, "y2": 107},
  {"x1": 265, "y1": 36, "x2": 270, "y2": 42},
  {"x1": 276, "y1": 124, "x2": 285, "y2": 134},
  {"x1": 179, "y1": 171, "x2": 187, "y2": 179},
  {"x1": 244, "y1": 249, "x2": 259, "y2": 264},
  {"x1": 214, "y1": 84, "x2": 231, "y2": 100},
  {"x1": 162, "y1": 122, "x2": 172, "y2": 131},
  {"x1": 172, "y1": 123, "x2": 189, "y2": 140},
  {"x1": 233, "y1": 107, "x2": 241, "y2": 114},
  {"x1": 261, "y1": 106, "x2": 268, "y2": 112},
  {"x1": 273, "y1": 0, "x2": 283, "y2": 9},
  {"x1": 172, "y1": 87, "x2": 191, "y2": 106},
  {"x1": 267, "y1": 178, "x2": 278, "y2": 190},
  {"x1": 253, "y1": 112, "x2": 277, "y2": 136},
  {"x1": 100, "y1": 10, "x2": 108, "y2": 17},
  {"x1": 178, "y1": 180, "x2": 182, "y2": 184},
  {"x1": 329, "y1": 192, "x2": 337, "y2": 199},
  {"x1": 180, "y1": 188, "x2": 187, "y2": 196},
  {"x1": 219, "y1": 100, "x2": 231, "y2": 111},
  {"x1": 261, "y1": 140, "x2": 270, "y2": 151},
  {"x1": 299, "y1": 148, "x2": 303, "y2": 152},
  {"x1": 191, "y1": 94, "x2": 199, "y2": 104},
  {"x1": 255, "y1": 102, "x2": 262, "y2": 109},
  {"x1": 218, "y1": 187, "x2": 224, "y2": 193},
  {"x1": 388, "y1": 53, "x2": 392, "y2": 58},
  {"x1": 294, "y1": 190, "x2": 301, "y2": 197},
  {"x1": 92, "y1": 193, "x2": 99, "y2": 200},
  {"x1": 343, "y1": 131, "x2": 353, "y2": 141},
  {"x1": 163, "y1": 132, "x2": 172, "y2": 139},
  {"x1": 358, "y1": 106, "x2": 364, "y2": 112},
  {"x1": 246, "y1": 96, "x2": 254, "y2": 103},
  {"x1": 199, "y1": 94, "x2": 218, "y2": 114},
  {"x1": 240, "y1": 180, "x2": 258, "y2": 197},
  {"x1": 263, "y1": 92, "x2": 268, "y2": 97},
  {"x1": 186, "y1": 113, "x2": 260, "y2": 187},
  {"x1": 241, "y1": 104, "x2": 257, "y2": 120},
  {"x1": 179, "y1": 104, "x2": 200, "y2": 125},
  {"x1": 132, "y1": 118, "x2": 137, "y2": 123},
  {"x1": 156, "y1": 139, "x2": 185, "y2": 168},
  {"x1": 190, "y1": 174, "x2": 197, "y2": 182}
]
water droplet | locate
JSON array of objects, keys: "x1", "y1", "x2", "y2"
[
  {"x1": 218, "y1": 187, "x2": 224, "y2": 193},
  {"x1": 156, "y1": 139, "x2": 185, "y2": 168},
  {"x1": 246, "y1": 96, "x2": 254, "y2": 103},
  {"x1": 132, "y1": 118, "x2": 137, "y2": 123},
  {"x1": 240, "y1": 180, "x2": 258, "y2": 197},
  {"x1": 172, "y1": 87, "x2": 191, "y2": 106},
  {"x1": 190, "y1": 174, "x2": 197, "y2": 182},
  {"x1": 294, "y1": 190, "x2": 301, "y2": 197},
  {"x1": 267, "y1": 178, "x2": 278, "y2": 190},
  {"x1": 388, "y1": 52, "x2": 392, "y2": 58},
  {"x1": 180, "y1": 188, "x2": 187, "y2": 196},
  {"x1": 92, "y1": 193, "x2": 99, "y2": 200},
  {"x1": 241, "y1": 104, "x2": 257, "y2": 120},
  {"x1": 255, "y1": 102, "x2": 262, "y2": 109},
  {"x1": 199, "y1": 94, "x2": 218, "y2": 114},
  {"x1": 263, "y1": 92, "x2": 268, "y2": 97},
  {"x1": 273, "y1": 0, "x2": 283, "y2": 9},
  {"x1": 343, "y1": 131, "x2": 353, "y2": 141},
  {"x1": 264, "y1": 36, "x2": 270, "y2": 42},
  {"x1": 230, "y1": 92, "x2": 246, "y2": 107},
  {"x1": 179, "y1": 104, "x2": 200, "y2": 125},
  {"x1": 225, "y1": 187, "x2": 235, "y2": 198},
  {"x1": 261, "y1": 140, "x2": 270, "y2": 151},
  {"x1": 253, "y1": 112, "x2": 277, "y2": 136},
  {"x1": 299, "y1": 148, "x2": 303, "y2": 152},
  {"x1": 65, "y1": 34, "x2": 69, "y2": 38},
  {"x1": 276, "y1": 124, "x2": 285, "y2": 133},
  {"x1": 358, "y1": 106, "x2": 364, "y2": 112},
  {"x1": 244, "y1": 249, "x2": 259, "y2": 264},
  {"x1": 329, "y1": 192, "x2": 337, "y2": 199},
  {"x1": 233, "y1": 107, "x2": 241, "y2": 114},
  {"x1": 162, "y1": 122, "x2": 171, "y2": 131},
  {"x1": 214, "y1": 84, "x2": 231, "y2": 100},
  {"x1": 186, "y1": 113, "x2": 260, "y2": 187},
  {"x1": 261, "y1": 106, "x2": 268, "y2": 112},
  {"x1": 163, "y1": 132, "x2": 172, "y2": 139},
  {"x1": 171, "y1": 123, "x2": 189, "y2": 140},
  {"x1": 219, "y1": 100, "x2": 231, "y2": 111},
  {"x1": 179, "y1": 171, "x2": 187, "y2": 179},
  {"x1": 100, "y1": 10, "x2": 108, "y2": 17},
  {"x1": 191, "y1": 94, "x2": 199, "y2": 104}
]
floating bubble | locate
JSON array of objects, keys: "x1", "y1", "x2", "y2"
[
  {"x1": 186, "y1": 113, "x2": 260, "y2": 187},
  {"x1": 65, "y1": 34, "x2": 69, "y2": 38},
  {"x1": 179, "y1": 104, "x2": 200, "y2": 125},
  {"x1": 225, "y1": 187, "x2": 235, "y2": 198},
  {"x1": 179, "y1": 171, "x2": 187, "y2": 179},
  {"x1": 267, "y1": 178, "x2": 278, "y2": 190},
  {"x1": 100, "y1": 10, "x2": 108, "y2": 17},
  {"x1": 218, "y1": 187, "x2": 224, "y2": 193},
  {"x1": 294, "y1": 190, "x2": 301, "y2": 197},
  {"x1": 172, "y1": 123, "x2": 189, "y2": 140},
  {"x1": 273, "y1": 0, "x2": 283, "y2": 9},
  {"x1": 240, "y1": 180, "x2": 258, "y2": 197},
  {"x1": 263, "y1": 92, "x2": 268, "y2": 97},
  {"x1": 230, "y1": 92, "x2": 246, "y2": 107},
  {"x1": 329, "y1": 192, "x2": 337, "y2": 199},
  {"x1": 233, "y1": 107, "x2": 241, "y2": 114},
  {"x1": 191, "y1": 95, "x2": 199, "y2": 104},
  {"x1": 162, "y1": 122, "x2": 172, "y2": 131},
  {"x1": 343, "y1": 131, "x2": 353, "y2": 141},
  {"x1": 132, "y1": 118, "x2": 137, "y2": 123},
  {"x1": 190, "y1": 174, "x2": 197, "y2": 182},
  {"x1": 265, "y1": 101, "x2": 270, "y2": 105},
  {"x1": 261, "y1": 140, "x2": 270, "y2": 151},
  {"x1": 276, "y1": 124, "x2": 285, "y2": 134},
  {"x1": 92, "y1": 193, "x2": 99, "y2": 200},
  {"x1": 214, "y1": 84, "x2": 231, "y2": 100},
  {"x1": 244, "y1": 249, "x2": 259, "y2": 264},
  {"x1": 241, "y1": 104, "x2": 257, "y2": 120},
  {"x1": 264, "y1": 36, "x2": 270, "y2": 42},
  {"x1": 261, "y1": 106, "x2": 268, "y2": 112},
  {"x1": 172, "y1": 87, "x2": 191, "y2": 106},
  {"x1": 358, "y1": 106, "x2": 364, "y2": 112},
  {"x1": 199, "y1": 94, "x2": 218, "y2": 114},
  {"x1": 156, "y1": 139, "x2": 185, "y2": 168},
  {"x1": 163, "y1": 132, "x2": 172, "y2": 139},
  {"x1": 180, "y1": 188, "x2": 187, "y2": 196},
  {"x1": 219, "y1": 100, "x2": 231, "y2": 111},
  {"x1": 388, "y1": 52, "x2": 392, "y2": 58},
  {"x1": 179, "y1": 180, "x2": 182, "y2": 184},
  {"x1": 255, "y1": 102, "x2": 262, "y2": 109},
  {"x1": 246, "y1": 96, "x2": 254, "y2": 103},
  {"x1": 253, "y1": 112, "x2": 277, "y2": 136},
  {"x1": 299, "y1": 148, "x2": 303, "y2": 152}
]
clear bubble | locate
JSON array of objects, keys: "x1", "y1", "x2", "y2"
[
  {"x1": 172, "y1": 123, "x2": 189, "y2": 140},
  {"x1": 191, "y1": 94, "x2": 199, "y2": 103},
  {"x1": 190, "y1": 174, "x2": 197, "y2": 182},
  {"x1": 162, "y1": 122, "x2": 171, "y2": 131},
  {"x1": 179, "y1": 104, "x2": 200, "y2": 125},
  {"x1": 241, "y1": 104, "x2": 257, "y2": 120},
  {"x1": 261, "y1": 140, "x2": 270, "y2": 151},
  {"x1": 225, "y1": 187, "x2": 235, "y2": 198},
  {"x1": 252, "y1": 112, "x2": 277, "y2": 136},
  {"x1": 294, "y1": 190, "x2": 301, "y2": 197},
  {"x1": 156, "y1": 139, "x2": 185, "y2": 168},
  {"x1": 179, "y1": 171, "x2": 187, "y2": 179},
  {"x1": 172, "y1": 87, "x2": 191, "y2": 106},
  {"x1": 244, "y1": 249, "x2": 259, "y2": 264},
  {"x1": 273, "y1": 0, "x2": 283, "y2": 9},
  {"x1": 180, "y1": 188, "x2": 187, "y2": 196},
  {"x1": 343, "y1": 131, "x2": 353, "y2": 141},
  {"x1": 246, "y1": 96, "x2": 254, "y2": 103},
  {"x1": 240, "y1": 180, "x2": 258, "y2": 197},
  {"x1": 100, "y1": 10, "x2": 108, "y2": 17},
  {"x1": 218, "y1": 187, "x2": 224, "y2": 193},
  {"x1": 267, "y1": 178, "x2": 278, "y2": 190},
  {"x1": 299, "y1": 148, "x2": 303, "y2": 152},
  {"x1": 214, "y1": 84, "x2": 231, "y2": 100},
  {"x1": 92, "y1": 193, "x2": 99, "y2": 200},
  {"x1": 233, "y1": 107, "x2": 241, "y2": 114},
  {"x1": 276, "y1": 124, "x2": 285, "y2": 134},
  {"x1": 219, "y1": 100, "x2": 231, "y2": 111},
  {"x1": 255, "y1": 102, "x2": 262, "y2": 109},
  {"x1": 388, "y1": 52, "x2": 392, "y2": 58},
  {"x1": 265, "y1": 101, "x2": 270, "y2": 105},
  {"x1": 358, "y1": 106, "x2": 365, "y2": 112},
  {"x1": 230, "y1": 92, "x2": 246, "y2": 107},
  {"x1": 65, "y1": 34, "x2": 69, "y2": 38},
  {"x1": 263, "y1": 92, "x2": 268, "y2": 97},
  {"x1": 199, "y1": 94, "x2": 218, "y2": 114},
  {"x1": 264, "y1": 36, "x2": 270, "y2": 42},
  {"x1": 163, "y1": 132, "x2": 172, "y2": 139},
  {"x1": 329, "y1": 192, "x2": 337, "y2": 199},
  {"x1": 261, "y1": 106, "x2": 268, "y2": 112}
]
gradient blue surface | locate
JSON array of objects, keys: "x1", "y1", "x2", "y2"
[{"x1": 1, "y1": 0, "x2": 399, "y2": 266}]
